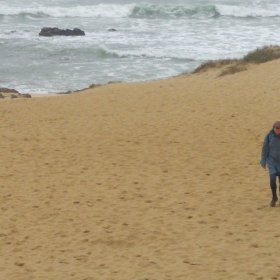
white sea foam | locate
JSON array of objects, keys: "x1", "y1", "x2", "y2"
[
  {"x1": 0, "y1": 4, "x2": 134, "y2": 18},
  {"x1": 216, "y1": 4, "x2": 280, "y2": 18},
  {"x1": 0, "y1": 3, "x2": 280, "y2": 19},
  {"x1": 1, "y1": 3, "x2": 279, "y2": 19}
]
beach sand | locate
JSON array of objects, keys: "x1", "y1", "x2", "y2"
[{"x1": 1, "y1": 60, "x2": 280, "y2": 279}]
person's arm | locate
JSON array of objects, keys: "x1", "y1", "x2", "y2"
[{"x1": 260, "y1": 133, "x2": 269, "y2": 168}]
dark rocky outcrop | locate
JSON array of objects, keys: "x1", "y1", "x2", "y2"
[
  {"x1": 0, "y1": 88, "x2": 32, "y2": 99},
  {"x1": 0, "y1": 88, "x2": 19, "y2": 94},
  {"x1": 39, "y1": 27, "x2": 85, "y2": 37},
  {"x1": 108, "y1": 28, "x2": 117, "y2": 32}
]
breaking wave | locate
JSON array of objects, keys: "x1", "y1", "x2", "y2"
[
  {"x1": 130, "y1": 5, "x2": 219, "y2": 19},
  {"x1": 44, "y1": 46, "x2": 196, "y2": 61},
  {"x1": 1, "y1": 3, "x2": 280, "y2": 20}
]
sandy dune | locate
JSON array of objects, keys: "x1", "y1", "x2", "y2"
[{"x1": 1, "y1": 60, "x2": 280, "y2": 279}]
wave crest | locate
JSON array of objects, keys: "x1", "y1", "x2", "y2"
[
  {"x1": 0, "y1": 3, "x2": 280, "y2": 19},
  {"x1": 38, "y1": 45, "x2": 195, "y2": 61},
  {"x1": 0, "y1": 4, "x2": 219, "y2": 19},
  {"x1": 130, "y1": 5, "x2": 219, "y2": 19}
]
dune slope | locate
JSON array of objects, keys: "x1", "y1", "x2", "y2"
[{"x1": 1, "y1": 60, "x2": 280, "y2": 279}]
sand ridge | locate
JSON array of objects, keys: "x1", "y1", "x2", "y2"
[{"x1": 1, "y1": 60, "x2": 280, "y2": 279}]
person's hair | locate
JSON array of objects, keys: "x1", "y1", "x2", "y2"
[{"x1": 273, "y1": 121, "x2": 280, "y2": 128}]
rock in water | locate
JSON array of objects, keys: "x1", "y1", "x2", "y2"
[{"x1": 39, "y1": 27, "x2": 85, "y2": 37}]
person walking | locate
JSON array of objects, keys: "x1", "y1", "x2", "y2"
[{"x1": 260, "y1": 121, "x2": 280, "y2": 207}]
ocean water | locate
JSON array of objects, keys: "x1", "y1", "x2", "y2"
[{"x1": 1, "y1": 0, "x2": 280, "y2": 94}]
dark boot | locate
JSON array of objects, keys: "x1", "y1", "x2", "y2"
[
  {"x1": 270, "y1": 174, "x2": 278, "y2": 207},
  {"x1": 270, "y1": 197, "x2": 278, "y2": 207}
]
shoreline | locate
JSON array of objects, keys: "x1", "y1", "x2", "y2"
[{"x1": 2, "y1": 44, "x2": 279, "y2": 98}]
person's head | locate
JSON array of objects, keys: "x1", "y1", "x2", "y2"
[{"x1": 273, "y1": 121, "x2": 280, "y2": 135}]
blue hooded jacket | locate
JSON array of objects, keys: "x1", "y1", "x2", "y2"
[{"x1": 260, "y1": 129, "x2": 280, "y2": 174}]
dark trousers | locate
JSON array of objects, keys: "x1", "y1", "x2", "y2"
[{"x1": 270, "y1": 173, "x2": 280, "y2": 199}]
